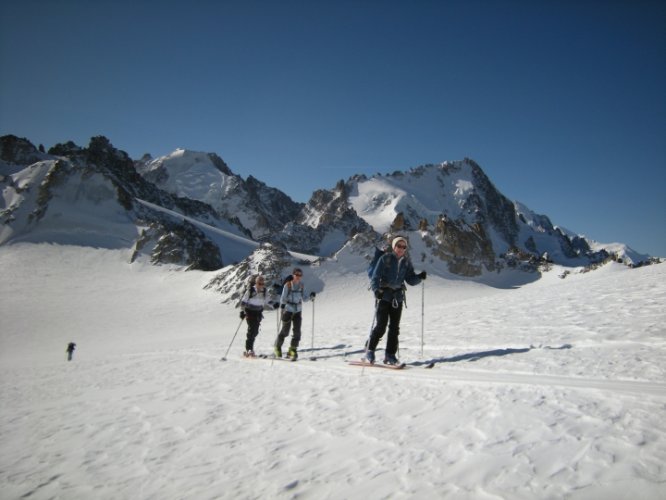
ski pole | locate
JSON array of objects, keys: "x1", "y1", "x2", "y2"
[
  {"x1": 310, "y1": 293, "x2": 316, "y2": 350},
  {"x1": 420, "y1": 280, "x2": 425, "y2": 358},
  {"x1": 220, "y1": 317, "x2": 244, "y2": 361}
]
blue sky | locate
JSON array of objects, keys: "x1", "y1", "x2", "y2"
[{"x1": 1, "y1": 0, "x2": 664, "y2": 257}]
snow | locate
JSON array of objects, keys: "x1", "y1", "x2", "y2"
[
  {"x1": 454, "y1": 179, "x2": 474, "y2": 197},
  {"x1": 1, "y1": 243, "x2": 665, "y2": 499},
  {"x1": 1, "y1": 161, "x2": 141, "y2": 248},
  {"x1": 137, "y1": 149, "x2": 230, "y2": 206},
  {"x1": 135, "y1": 198, "x2": 258, "y2": 264},
  {"x1": 348, "y1": 162, "x2": 480, "y2": 234}
]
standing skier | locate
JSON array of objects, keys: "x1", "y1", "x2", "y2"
[
  {"x1": 274, "y1": 268, "x2": 309, "y2": 360},
  {"x1": 66, "y1": 342, "x2": 76, "y2": 361},
  {"x1": 366, "y1": 236, "x2": 426, "y2": 365},
  {"x1": 240, "y1": 275, "x2": 277, "y2": 357}
]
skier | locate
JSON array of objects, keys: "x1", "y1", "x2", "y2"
[
  {"x1": 274, "y1": 268, "x2": 310, "y2": 360},
  {"x1": 366, "y1": 236, "x2": 426, "y2": 365},
  {"x1": 239, "y1": 275, "x2": 277, "y2": 357},
  {"x1": 66, "y1": 342, "x2": 76, "y2": 361}
]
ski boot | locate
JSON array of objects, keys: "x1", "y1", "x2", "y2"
[
  {"x1": 383, "y1": 354, "x2": 400, "y2": 366},
  {"x1": 274, "y1": 346, "x2": 282, "y2": 358},
  {"x1": 364, "y1": 350, "x2": 375, "y2": 364},
  {"x1": 243, "y1": 350, "x2": 256, "y2": 358},
  {"x1": 287, "y1": 346, "x2": 298, "y2": 360}
]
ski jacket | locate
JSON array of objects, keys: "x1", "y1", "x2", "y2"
[
  {"x1": 371, "y1": 252, "x2": 421, "y2": 304},
  {"x1": 280, "y1": 282, "x2": 306, "y2": 314},
  {"x1": 241, "y1": 286, "x2": 273, "y2": 313}
]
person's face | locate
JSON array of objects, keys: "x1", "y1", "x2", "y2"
[
  {"x1": 256, "y1": 279, "x2": 265, "y2": 288},
  {"x1": 293, "y1": 272, "x2": 302, "y2": 281},
  {"x1": 394, "y1": 242, "x2": 407, "y2": 255}
]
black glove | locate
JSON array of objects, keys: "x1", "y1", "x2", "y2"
[
  {"x1": 284, "y1": 275, "x2": 294, "y2": 283},
  {"x1": 374, "y1": 289, "x2": 383, "y2": 300},
  {"x1": 240, "y1": 310, "x2": 246, "y2": 319},
  {"x1": 418, "y1": 271, "x2": 427, "y2": 280},
  {"x1": 280, "y1": 303, "x2": 286, "y2": 309},
  {"x1": 310, "y1": 292, "x2": 316, "y2": 299},
  {"x1": 272, "y1": 302, "x2": 279, "y2": 310}
]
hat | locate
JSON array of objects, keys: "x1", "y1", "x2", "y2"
[{"x1": 392, "y1": 236, "x2": 408, "y2": 250}]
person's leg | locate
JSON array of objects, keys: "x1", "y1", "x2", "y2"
[
  {"x1": 384, "y1": 304, "x2": 403, "y2": 360},
  {"x1": 368, "y1": 301, "x2": 390, "y2": 351}
]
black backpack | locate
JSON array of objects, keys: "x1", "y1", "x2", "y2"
[{"x1": 271, "y1": 274, "x2": 294, "y2": 297}]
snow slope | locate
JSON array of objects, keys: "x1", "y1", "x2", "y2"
[
  {"x1": 136, "y1": 149, "x2": 235, "y2": 211},
  {"x1": 347, "y1": 165, "x2": 474, "y2": 233},
  {"x1": 1, "y1": 243, "x2": 665, "y2": 499}
]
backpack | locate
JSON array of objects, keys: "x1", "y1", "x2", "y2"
[
  {"x1": 271, "y1": 274, "x2": 294, "y2": 297},
  {"x1": 367, "y1": 247, "x2": 391, "y2": 279}
]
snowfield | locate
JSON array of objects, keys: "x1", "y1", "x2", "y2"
[{"x1": 1, "y1": 243, "x2": 665, "y2": 499}]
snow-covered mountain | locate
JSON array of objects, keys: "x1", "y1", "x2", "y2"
[
  {"x1": 1, "y1": 134, "x2": 657, "y2": 298},
  {"x1": 135, "y1": 151, "x2": 372, "y2": 257},
  {"x1": 0, "y1": 135, "x2": 250, "y2": 270},
  {"x1": 344, "y1": 160, "x2": 651, "y2": 276},
  {"x1": 135, "y1": 149, "x2": 302, "y2": 240}
]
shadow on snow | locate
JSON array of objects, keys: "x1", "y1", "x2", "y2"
[{"x1": 411, "y1": 344, "x2": 573, "y2": 367}]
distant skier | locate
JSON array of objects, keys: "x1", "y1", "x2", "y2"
[
  {"x1": 366, "y1": 236, "x2": 426, "y2": 365},
  {"x1": 274, "y1": 267, "x2": 311, "y2": 360},
  {"x1": 66, "y1": 342, "x2": 76, "y2": 361},
  {"x1": 239, "y1": 275, "x2": 277, "y2": 357}
]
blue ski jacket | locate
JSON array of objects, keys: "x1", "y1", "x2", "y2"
[
  {"x1": 280, "y1": 282, "x2": 306, "y2": 313},
  {"x1": 371, "y1": 252, "x2": 421, "y2": 304}
]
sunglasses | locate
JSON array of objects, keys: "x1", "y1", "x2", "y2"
[
  {"x1": 294, "y1": 273, "x2": 303, "y2": 277},
  {"x1": 396, "y1": 244, "x2": 407, "y2": 249}
]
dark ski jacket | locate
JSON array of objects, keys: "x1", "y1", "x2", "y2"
[{"x1": 371, "y1": 252, "x2": 421, "y2": 304}]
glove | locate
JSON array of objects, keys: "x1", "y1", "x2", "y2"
[
  {"x1": 240, "y1": 310, "x2": 246, "y2": 319},
  {"x1": 374, "y1": 289, "x2": 383, "y2": 300},
  {"x1": 418, "y1": 271, "x2": 427, "y2": 280},
  {"x1": 280, "y1": 303, "x2": 286, "y2": 309},
  {"x1": 271, "y1": 302, "x2": 279, "y2": 310},
  {"x1": 285, "y1": 275, "x2": 294, "y2": 283},
  {"x1": 310, "y1": 292, "x2": 316, "y2": 299}
]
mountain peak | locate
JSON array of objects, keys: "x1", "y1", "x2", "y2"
[{"x1": 2, "y1": 133, "x2": 658, "y2": 285}]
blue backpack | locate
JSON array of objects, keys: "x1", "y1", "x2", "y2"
[{"x1": 367, "y1": 247, "x2": 391, "y2": 279}]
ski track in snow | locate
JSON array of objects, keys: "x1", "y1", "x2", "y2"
[{"x1": 1, "y1": 244, "x2": 665, "y2": 499}]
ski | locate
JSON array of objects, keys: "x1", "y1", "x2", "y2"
[
  {"x1": 348, "y1": 359, "x2": 407, "y2": 370},
  {"x1": 241, "y1": 353, "x2": 297, "y2": 362},
  {"x1": 241, "y1": 353, "x2": 269, "y2": 360},
  {"x1": 272, "y1": 355, "x2": 297, "y2": 362}
]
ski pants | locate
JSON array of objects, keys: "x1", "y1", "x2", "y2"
[
  {"x1": 276, "y1": 310, "x2": 302, "y2": 349},
  {"x1": 368, "y1": 299, "x2": 403, "y2": 357},
  {"x1": 245, "y1": 312, "x2": 262, "y2": 351}
]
